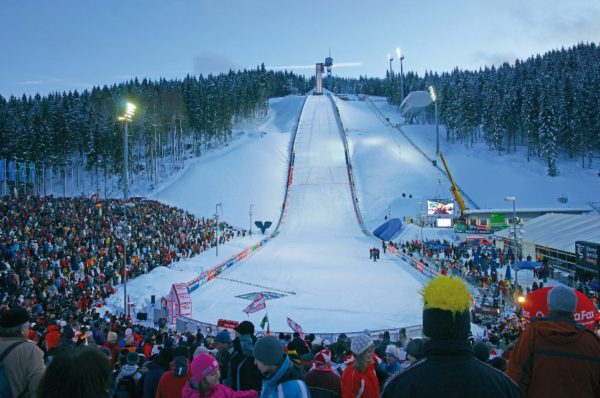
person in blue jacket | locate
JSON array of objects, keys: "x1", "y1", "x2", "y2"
[{"x1": 253, "y1": 335, "x2": 310, "y2": 398}]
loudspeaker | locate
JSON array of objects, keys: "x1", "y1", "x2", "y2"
[
  {"x1": 151, "y1": 295, "x2": 155, "y2": 305},
  {"x1": 136, "y1": 312, "x2": 148, "y2": 321}
]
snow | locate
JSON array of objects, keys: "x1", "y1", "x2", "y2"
[{"x1": 105, "y1": 93, "x2": 599, "y2": 336}]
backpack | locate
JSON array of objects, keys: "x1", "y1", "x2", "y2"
[
  {"x1": 0, "y1": 341, "x2": 27, "y2": 398},
  {"x1": 114, "y1": 372, "x2": 139, "y2": 398}
]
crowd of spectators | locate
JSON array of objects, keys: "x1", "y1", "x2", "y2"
[
  {"x1": 1, "y1": 196, "x2": 599, "y2": 397},
  {"x1": 0, "y1": 195, "x2": 240, "y2": 335}
]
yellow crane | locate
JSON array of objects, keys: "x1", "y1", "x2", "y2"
[{"x1": 438, "y1": 152, "x2": 467, "y2": 213}]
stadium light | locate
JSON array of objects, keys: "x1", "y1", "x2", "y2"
[
  {"x1": 396, "y1": 48, "x2": 405, "y2": 103},
  {"x1": 504, "y1": 196, "x2": 519, "y2": 287},
  {"x1": 428, "y1": 86, "x2": 439, "y2": 155},
  {"x1": 387, "y1": 54, "x2": 393, "y2": 78},
  {"x1": 118, "y1": 102, "x2": 136, "y2": 199}
]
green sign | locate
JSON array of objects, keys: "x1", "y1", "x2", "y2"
[{"x1": 490, "y1": 213, "x2": 506, "y2": 225}]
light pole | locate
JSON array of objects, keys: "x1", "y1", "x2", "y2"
[
  {"x1": 118, "y1": 102, "x2": 136, "y2": 200},
  {"x1": 249, "y1": 204, "x2": 254, "y2": 235},
  {"x1": 505, "y1": 196, "x2": 518, "y2": 287},
  {"x1": 121, "y1": 202, "x2": 135, "y2": 318},
  {"x1": 387, "y1": 54, "x2": 394, "y2": 79},
  {"x1": 428, "y1": 86, "x2": 439, "y2": 155},
  {"x1": 396, "y1": 48, "x2": 405, "y2": 103},
  {"x1": 215, "y1": 203, "x2": 222, "y2": 256}
]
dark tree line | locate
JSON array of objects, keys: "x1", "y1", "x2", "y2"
[
  {"x1": 0, "y1": 65, "x2": 308, "y2": 191},
  {"x1": 384, "y1": 42, "x2": 600, "y2": 176}
]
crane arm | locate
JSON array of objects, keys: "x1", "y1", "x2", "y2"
[{"x1": 439, "y1": 152, "x2": 467, "y2": 213}]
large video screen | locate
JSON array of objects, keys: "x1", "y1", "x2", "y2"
[{"x1": 427, "y1": 199, "x2": 455, "y2": 215}]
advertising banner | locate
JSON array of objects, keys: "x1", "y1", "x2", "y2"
[{"x1": 427, "y1": 199, "x2": 454, "y2": 215}]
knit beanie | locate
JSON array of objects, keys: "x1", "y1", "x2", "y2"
[
  {"x1": 350, "y1": 334, "x2": 373, "y2": 355},
  {"x1": 547, "y1": 284, "x2": 577, "y2": 314},
  {"x1": 253, "y1": 336, "x2": 284, "y2": 366},
  {"x1": 313, "y1": 348, "x2": 332, "y2": 366},
  {"x1": 0, "y1": 308, "x2": 29, "y2": 328},
  {"x1": 422, "y1": 276, "x2": 472, "y2": 340},
  {"x1": 191, "y1": 354, "x2": 220, "y2": 383},
  {"x1": 215, "y1": 330, "x2": 232, "y2": 344},
  {"x1": 406, "y1": 338, "x2": 425, "y2": 360},
  {"x1": 384, "y1": 344, "x2": 402, "y2": 360}
]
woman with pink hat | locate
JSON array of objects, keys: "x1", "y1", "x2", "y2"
[{"x1": 182, "y1": 354, "x2": 258, "y2": 398}]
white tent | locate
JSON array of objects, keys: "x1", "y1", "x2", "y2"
[{"x1": 496, "y1": 213, "x2": 600, "y2": 254}]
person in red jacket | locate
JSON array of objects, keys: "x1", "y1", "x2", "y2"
[
  {"x1": 341, "y1": 334, "x2": 379, "y2": 398},
  {"x1": 44, "y1": 322, "x2": 61, "y2": 360},
  {"x1": 155, "y1": 354, "x2": 193, "y2": 398},
  {"x1": 507, "y1": 284, "x2": 600, "y2": 397}
]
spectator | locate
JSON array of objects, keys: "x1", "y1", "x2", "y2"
[
  {"x1": 114, "y1": 351, "x2": 143, "y2": 396},
  {"x1": 0, "y1": 308, "x2": 45, "y2": 398},
  {"x1": 380, "y1": 344, "x2": 403, "y2": 381},
  {"x1": 227, "y1": 321, "x2": 261, "y2": 392},
  {"x1": 340, "y1": 334, "x2": 379, "y2": 398},
  {"x1": 37, "y1": 345, "x2": 112, "y2": 398},
  {"x1": 396, "y1": 328, "x2": 409, "y2": 349},
  {"x1": 507, "y1": 284, "x2": 600, "y2": 397},
  {"x1": 214, "y1": 330, "x2": 233, "y2": 382},
  {"x1": 472, "y1": 340, "x2": 491, "y2": 363},
  {"x1": 405, "y1": 338, "x2": 425, "y2": 365},
  {"x1": 288, "y1": 332, "x2": 309, "y2": 356},
  {"x1": 182, "y1": 354, "x2": 257, "y2": 398},
  {"x1": 155, "y1": 355, "x2": 193, "y2": 398},
  {"x1": 253, "y1": 336, "x2": 308, "y2": 398},
  {"x1": 382, "y1": 276, "x2": 521, "y2": 398},
  {"x1": 375, "y1": 331, "x2": 391, "y2": 358},
  {"x1": 142, "y1": 349, "x2": 171, "y2": 398},
  {"x1": 305, "y1": 348, "x2": 341, "y2": 398}
]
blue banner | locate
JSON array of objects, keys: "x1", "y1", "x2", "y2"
[
  {"x1": 28, "y1": 163, "x2": 35, "y2": 184},
  {"x1": 19, "y1": 162, "x2": 26, "y2": 183},
  {"x1": 0, "y1": 159, "x2": 5, "y2": 182},
  {"x1": 8, "y1": 161, "x2": 16, "y2": 182}
]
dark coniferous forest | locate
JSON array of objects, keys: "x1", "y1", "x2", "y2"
[{"x1": 0, "y1": 43, "x2": 598, "y2": 194}]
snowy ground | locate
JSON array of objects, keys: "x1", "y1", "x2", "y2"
[{"x1": 105, "y1": 93, "x2": 598, "y2": 336}]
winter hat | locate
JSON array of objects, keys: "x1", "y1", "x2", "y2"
[
  {"x1": 384, "y1": 344, "x2": 402, "y2": 360},
  {"x1": 313, "y1": 348, "x2": 332, "y2": 366},
  {"x1": 472, "y1": 341, "x2": 490, "y2": 362},
  {"x1": 172, "y1": 355, "x2": 189, "y2": 377},
  {"x1": 253, "y1": 336, "x2": 284, "y2": 366},
  {"x1": 406, "y1": 338, "x2": 425, "y2": 360},
  {"x1": 350, "y1": 334, "x2": 373, "y2": 355},
  {"x1": 215, "y1": 330, "x2": 232, "y2": 344},
  {"x1": 107, "y1": 331, "x2": 118, "y2": 343},
  {"x1": 547, "y1": 284, "x2": 577, "y2": 314},
  {"x1": 234, "y1": 320, "x2": 254, "y2": 335},
  {"x1": 193, "y1": 345, "x2": 217, "y2": 358},
  {"x1": 191, "y1": 354, "x2": 220, "y2": 383},
  {"x1": 0, "y1": 308, "x2": 29, "y2": 328},
  {"x1": 422, "y1": 276, "x2": 472, "y2": 340},
  {"x1": 126, "y1": 351, "x2": 140, "y2": 365}
]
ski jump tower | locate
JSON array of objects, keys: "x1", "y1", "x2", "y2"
[{"x1": 315, "y1": 54, "x2": 333, "y2": 95}]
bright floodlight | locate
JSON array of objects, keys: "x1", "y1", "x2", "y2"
[
  {"x1": 396, "y1": 47, "x2": 404, "y2": 60},
  {"x1": 119, "y1": 102, "x2": 136, "y2": 122},
  {"x1": 505, "y1": 196, "x2": 516, "y2": 202},
  {"x1": 428, "y1": 86, "x2": 437, "y2": 102},
  {"x1": 388, "y1": 53, "x2": 392, "y2": 61},
  {"x1": 517, "y1": 295, "x2": 526, "y2": 304}
]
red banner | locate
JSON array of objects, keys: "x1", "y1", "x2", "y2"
[
  {"x1": 521, "y1": 286, "x2": 598, "y2": 330},
  {"x1": 217, "y1": 319, "x2": 240, "y2": 329},
  {"x1": 287, "y1": 317, "x2": 304, "y2": 338}
]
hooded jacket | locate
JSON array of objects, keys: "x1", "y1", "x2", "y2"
[
  {"x1": 228, "y1": 334, "x2": 262, "y2": 392},
  {"x1": 507, "y1": 316, "x2": 600, "y2": 398},
  {"x1": 259, "y1": 355, "x2": 309, "y2": 398}
]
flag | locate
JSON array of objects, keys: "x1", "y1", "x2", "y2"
[
  {"x1": 287, "y1": 317, "x2": 304, "y2": 338},
  {"x1": 260, "y1": 314, "x2": 269, "y2": 329},
  {"x1": 266, "y1": 324, "x2": 271, "y2": 336},
  {"x1": 242, "y1": 293, "x2": 266, "y2": 314}
]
